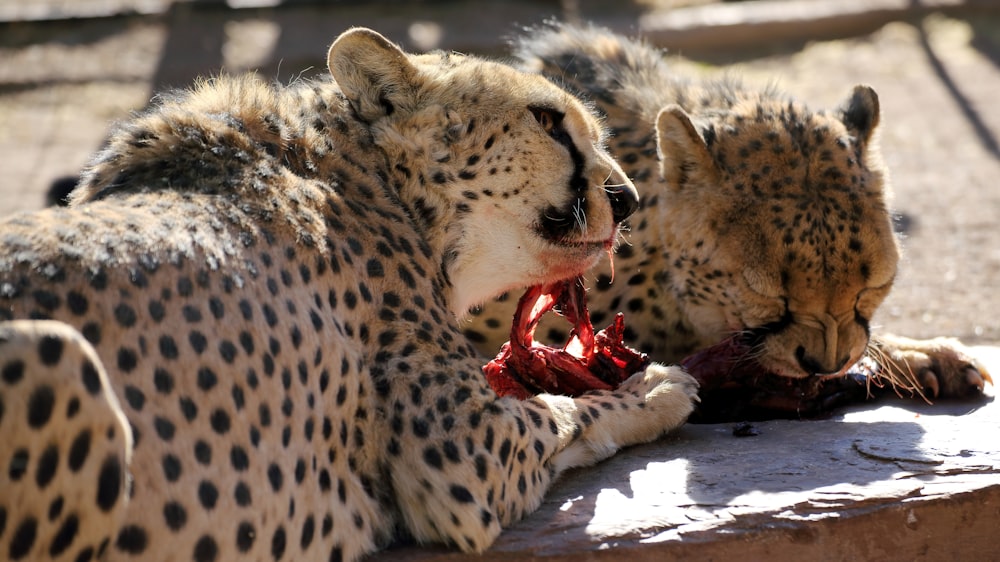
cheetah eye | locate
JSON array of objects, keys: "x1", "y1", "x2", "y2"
[{"x1": 528, "y1": 106, "x2": 564, "y2": 136}]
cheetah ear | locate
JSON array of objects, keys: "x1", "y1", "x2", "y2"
[
  {"x1": 839, "y1": 85, "x2": 880, "y2": 145},
  {"x1": 328, "y1": 28, "x2": 419, "y2": 122},
  {"x1": 655, "y1": 105, "x2": 718, "y2": 190}
]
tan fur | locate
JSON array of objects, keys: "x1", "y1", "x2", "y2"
[
  {"x1": 0, "y1": 28, "x2": 698, "y2": 561},
  {"x1": 467, "y1": 23, "x2": 989, "y2": 406}
]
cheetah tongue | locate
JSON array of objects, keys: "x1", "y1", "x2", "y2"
[{"x1": 483, "y1": 277, "x2": 650, "y2": 399}]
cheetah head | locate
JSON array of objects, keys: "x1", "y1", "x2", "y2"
[
  {"x1": 656, "y1": 86, "x2": 899, "y2": 378},
  {"x1": 328, "y1": 29, "x2": 638, "y2": 317}
]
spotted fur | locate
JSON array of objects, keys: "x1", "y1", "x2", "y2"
[
  {"x1": 466, "y1": 23, "x2": 989, "y2": 410},
  {"x1": 0, "y1": 28, "x2": 698, "y2": 561}
]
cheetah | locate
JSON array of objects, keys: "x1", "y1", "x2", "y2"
[
  {"x1": 465, "y1": 22, "x2": 990, "y2": 420},
  {"x1": 0, "y1": 28, "x2": 699, "y2": 561}
]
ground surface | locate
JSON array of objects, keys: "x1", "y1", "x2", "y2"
[
  {"x1": 383, "y1": 347, "x2": 1000, "y2": 561},
  {"x1": 0, "y1": 1, "x2": 997, "y2": 559}
]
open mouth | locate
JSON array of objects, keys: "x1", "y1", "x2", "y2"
[{"x1": 482, "y1": 277, "x2": 650, "y2": 399}]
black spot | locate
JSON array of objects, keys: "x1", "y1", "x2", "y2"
[
  {"x1": 232, "y1": 385, "x2": 246, "y2": 411},
  {"x1": 179, "y1": 397, "x2": 198, "y2": 422},
  {"x1": 292, "y1": 458, "x2": 307, "y2": 484},
  {"x1": 124, "y1": 385, "x2": 145, "y2": 412},
  {"x1": 262, "y1": 304, "x2": 278, "y2": 327},
  {"x1": 230, "y1": 446, "x2": 249, "y2": 471},
  {"x1": 177, "y1": 277, "x2": 193, "y2": 297},
  {"x1": 154, "y1": 417, "x2": 175, "y2": 441},
  {"x1": 443, "y1": 440, "x2": 460, "y2": 463},
  {"x1": 411, "y1": 417, "x2": 430, "y2": 438},
  {"x1": 219, "y1": 341, "x2": 237, "y2": 363},
  {"x1": 27, "y1": 384, "x2": 56, "y2": 428},
  {"x1": 32, "y1": 290, "x2": 61, "y2": 311},
  {"x1": 191, "y1": 442, "x2": 211, "y2": 467},
  {"x1": 2, "y1": 359, "x2": 25, "y2": 384},
  {"x1": 198, "y1": 368, "x2": 218, "y2": 391},
  {"x1": 235, "y1": 482, "x2": 252, "y2": 507},
  {"x1": 48, "y1": 513, "x2": 79, "y2": 557},
  {"x1": 8, "y1": 516, "x2": 37, "y2": 559},
  {"x1": 114, "y1": 303, "x2": 137, "y2": 328},
  {"x1": 164, "y1": 501, "x2": 187, "y2": 531},
  {"x1": 8, "y1": 448, "x2": 29, "y2": 480},
  {"x1": 115, "y1": 525, "x2": 148, "y2": 554},
  {"x1": 271, "y1": 526, "x2": 286, "y2": 559},
  {"x1": 208, "y1": 297, "x2": 225, "y2": 319},
  {"x1": 96, "y1": 455, "x2": 123, "y2": 511},
  {"x1": 239, "y1": 332, "x2": 255, "y2": 355},
  {"x1": 268, "y1": 463, "x2": 283, "y2": 491},
  {"x1": 81, "y1": 323, "x2": 101, "y2": 345},
  {"x1": 148, "y1": 299, "x2": 166, "y2": 323},
  {"x1": 238, "y1": 299, "x2": 254, "y2": 320},
  {"x1": 35, "y1": 444, "x2": 59, "y2": 488},
  {"x1": 151, "y1": 370, "x2": 175, "y2": 395},
  {"x1": 66, "y1": 396, "x2": 80, "y2": 418},
  {"x1": 159, "y1": 335, "x2": 179, "y2": 360},
  {"x1": 525, "y1": 408, "x2": 543, "y2": 429},
  {"x1": 498, "y1": 439, "x2": 512, "y2": 465},
  {"x1": 365, "y1": 258, "x2": 385, "y2": 278},
  {"x1": 300, "y1": 515, "x2": 315, "y2": 549},
  {"x1": 162, "y1": 454, "x2": 181, "y2": 482},
  {"x1": 38, "y1": 336, "x2": 64, "y2": 366},
  {"x1": 236, "y1": 522, "x2": 255, "y2": 552},
  {"x1": 194, "y1": 535, "x2": 218, "y2": 562},
  {"x1": 68, "y1": 429, "x2": 91, "y2": 472},
  {"x1": 47, "y1": 495, "x2": 64, "y2": 521},
  {"x1": 67, "y1": 292, "x2": 89, "y2": 315},
  {"x1": 210, "y1": 409, "x2": 230, "y2": 435},
  {"x1": 423, "y1": 447, "x2": 443, "y2": 469},
  {"x1": 182, "y1": 305, "x2": 202, "y2": 323},
  {"x1": 198, "y1": 480, "x2": 219, "y2": 509},
  {"x1": 449, "y1": 484, "x2": 475, "y2": 503},
  {"x1": 116, "y1": 347, "x2": 138, "y2": 373},
  {"x1": 474, "y1": 455, "x2": 488, "y2": 481}
]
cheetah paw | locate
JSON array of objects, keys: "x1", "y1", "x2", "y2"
[
  {"x1": 617, "y1": 363, "x2": 700, "y2": 440},
  {"x1": 872, "y1": 335, "x2": 992, "y2": 399}
]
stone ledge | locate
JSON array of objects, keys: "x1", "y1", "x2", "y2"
[
  {"x1": 376, "y1": 347, "x2": 999, "y2": 560},
  {"x1": 638, "y1": 0, "x2": 994, "y2": 54}
]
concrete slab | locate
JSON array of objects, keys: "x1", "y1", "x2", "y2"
[{"x1": 378, "y1": 347, "x2": 999, "y2": 560}]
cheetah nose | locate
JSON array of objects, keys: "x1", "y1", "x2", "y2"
[
  {"x1": 795, "y1": 346, "x2": 850, "y2": 376},
  {"x1": 606, "y1": 181, "x2": 639, "y2": 223}
]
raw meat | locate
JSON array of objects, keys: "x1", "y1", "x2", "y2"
[{"x1": 483, "y1": 278, "x2": 650, "y2": 399}]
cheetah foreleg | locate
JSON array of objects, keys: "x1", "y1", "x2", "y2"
[
  {"x1": 0, "y1": 320, "x2": 133, "y2": 561},
  {"x1": 536, "y1": 363, "x2": 698, "y2": 474}
]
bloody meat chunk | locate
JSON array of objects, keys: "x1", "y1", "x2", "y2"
[
  {"x1": 680, "y1": 336, "x2": 884, "y2": 422},
  {"x1": 483, "y1": 278, "x2": 650, "y2": 399}
]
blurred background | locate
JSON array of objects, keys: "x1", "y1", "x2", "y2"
[{"x1": 0, "y1": 0, "x2": 998, "y2": 347}]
